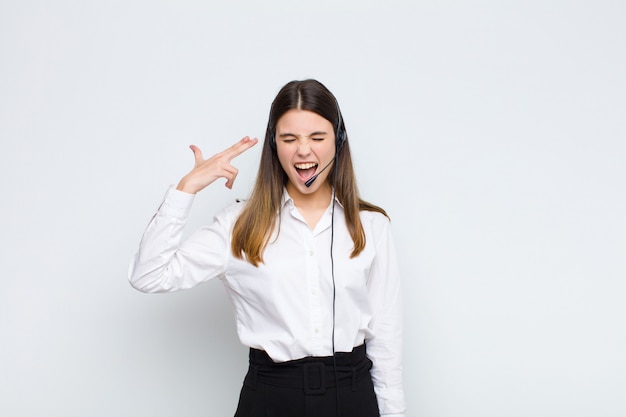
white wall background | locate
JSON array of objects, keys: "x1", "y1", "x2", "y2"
[{"x1": 1, "y1": 1, "x2": 624, "y2": 416}]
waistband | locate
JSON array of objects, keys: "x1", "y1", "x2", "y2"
[{"x1": 245, "y1": 345, "x2": 371, "y2": 395}]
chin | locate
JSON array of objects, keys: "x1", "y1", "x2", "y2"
[{"x1": 296, "y1": 182, "x2": 315, "y2": 193}]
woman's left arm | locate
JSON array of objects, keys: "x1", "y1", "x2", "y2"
[{"x1": 366, "y1": 217, "x2": 405, "y2": 417}]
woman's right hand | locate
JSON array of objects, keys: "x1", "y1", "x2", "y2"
[{"x1": 176, "y1": 136, "x2": 259, "y2": 194}]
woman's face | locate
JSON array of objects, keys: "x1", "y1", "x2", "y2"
[{"x1": 275, "y1": 109, "x2": 336, "y2": 199}]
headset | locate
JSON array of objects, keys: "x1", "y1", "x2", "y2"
[
  {"x1": 334, "y1": 111, "x2": 347, "y2": 153},
  {"x1": 269, "y1": 102, "x2": 347, "y2": 154},
  {"x1": 270, "y1": 102, "x2": 346, "y2": 190}
]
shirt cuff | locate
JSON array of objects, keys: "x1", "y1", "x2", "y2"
[
  {"x1": 160, "y1": 185, "x2": 196, "y2": 219},
  {"x1": 381, "y1": 414, "x2": 404, "y2": 417}
]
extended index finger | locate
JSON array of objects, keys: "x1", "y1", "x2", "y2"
[{"x1": 222, "y1": 136, "x2": 259, "y2": 161}]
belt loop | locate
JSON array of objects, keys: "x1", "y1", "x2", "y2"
[
  {"x1": 351, "y1": 368, "x2": 357, "y2": 392},
  {"x1": 303, "y1": 362, "x2": 326, "y2": 395}
]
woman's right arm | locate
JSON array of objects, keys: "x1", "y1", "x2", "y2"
[{"x1": 128, "y1": 137, "x2": 258, "y2": 292}]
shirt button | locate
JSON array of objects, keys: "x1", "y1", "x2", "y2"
[
  {"x1": 309, "y1": 250, "x2": 314, "y2": 256},
  {"x1": 314, "y1": 328, "x2": 320, "y2": 334}
]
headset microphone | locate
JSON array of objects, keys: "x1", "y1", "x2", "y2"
[{"x1": 304, "y1": 156, "x2": 336, "y2": 187}]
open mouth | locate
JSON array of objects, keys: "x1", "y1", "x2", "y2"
[{"x1": 295, "y1": 162, "x2": 318, "y2": 181}]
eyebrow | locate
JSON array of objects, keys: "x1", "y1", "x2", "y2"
[{"x1": 278, "y1": 131, "x2": 328, "y2": 138}]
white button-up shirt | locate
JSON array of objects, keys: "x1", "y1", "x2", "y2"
[{"x1": 129, "y1": 186, "x2": 405, "y2": 416}]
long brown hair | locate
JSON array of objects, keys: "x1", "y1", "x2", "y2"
[{"x1": 231, "y1": 79, "x2": 388, "y2": 266}]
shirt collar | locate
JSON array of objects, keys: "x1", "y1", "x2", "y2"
[{"x1": 281, "y1": 188, "x2": 344, "y2": 210}]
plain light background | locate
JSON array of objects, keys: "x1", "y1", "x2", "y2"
[{"x1": 1, "y1": 1, "x2": 624, "y2": 416}]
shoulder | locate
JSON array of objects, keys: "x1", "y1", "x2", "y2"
[
  {"x1": 213, "y1": 199, "x2": 248, "y2": 225},
  {"x1": 359, "y1": 209, "x2": 392, "y2": 237}
]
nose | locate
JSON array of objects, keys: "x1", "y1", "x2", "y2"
[{"x1": 296, "y1": 139, "x2": 311, "y2": 156}]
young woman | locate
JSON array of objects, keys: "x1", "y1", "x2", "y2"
[{"x1": 129, "y1": 79, "x2": 405, "y2": 417}]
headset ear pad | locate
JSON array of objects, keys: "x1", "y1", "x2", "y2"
[{"x1": 336, "y1": 128, "x2": 346, "y2": 152}]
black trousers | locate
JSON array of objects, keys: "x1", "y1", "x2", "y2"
[{"x1": 234, "y1": 344, "x2": 379, "y2": 417}]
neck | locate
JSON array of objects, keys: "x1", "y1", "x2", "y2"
[{"x1": 286, "y1": 182, "x2": 333, "y2": 210}]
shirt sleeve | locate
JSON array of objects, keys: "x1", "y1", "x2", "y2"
[
  {"x1": 366, "y1": 217, "x2": 405, "y2": 417},
  {"x1": 128, "y1": 186, "x2": 232, "y2": 293}
]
